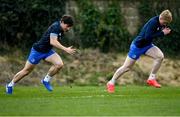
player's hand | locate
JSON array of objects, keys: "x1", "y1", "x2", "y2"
[
  {"x1": 162, "y1": 27, "x2": 171, "y2": 35},
  {"x1": 65, "y1": 46, "x2": 76, "y2": 55}
]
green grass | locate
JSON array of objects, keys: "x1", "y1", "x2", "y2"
[{"x1": 0, "y1": 85, "x2": 180, "y2": 116}]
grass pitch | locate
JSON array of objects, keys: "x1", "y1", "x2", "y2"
[{"x1": 0, "y1": 85, "x2": 180, "y2": 116}]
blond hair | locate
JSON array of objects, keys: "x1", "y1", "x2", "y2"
[{"x1": 160, "y1": 9, "x2": 172, "y2": 23}]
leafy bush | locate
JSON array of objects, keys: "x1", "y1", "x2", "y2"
[
  {"x1": 75, "y1": 0, "x2": 130, "y2": 53},
  {"x1": 75, "y1": 0, "x2": 101, "y2": 48},
  {"x1": 0, "y1": 0, "x2": 66, "y2": 49}
]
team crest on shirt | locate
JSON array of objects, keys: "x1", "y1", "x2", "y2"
[
  {"x1": 59, "y1": 33, "x2": 61, "y2": 36},
  {"x1": 157, "y1": 27, "x2": 160, "y2": 31}
]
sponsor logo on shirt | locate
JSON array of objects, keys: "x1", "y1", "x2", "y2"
[
  {"x1": 31, "y1": 58, "x2": 35, "y2": 63},
  {"x1": 132, "y1": 54, "x2": 137, "y2": 59}
]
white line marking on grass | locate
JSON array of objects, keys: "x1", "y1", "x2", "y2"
[{"x1": 63, "y1": 94, "x2": 124, "y2": 99}]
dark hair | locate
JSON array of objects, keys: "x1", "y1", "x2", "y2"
[{"x1": 61, "y1": 15, "x2": 74, "y2": 27}]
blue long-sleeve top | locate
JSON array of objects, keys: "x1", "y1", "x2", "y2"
[{"x1": 133, "y1": 16, "x2": 165, "y2": 48}]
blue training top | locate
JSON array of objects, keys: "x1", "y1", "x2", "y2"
[
  {"x1": 33, "y1": 21, "x2": 64, "y2": 53},
  {"x1": 133, "y1": 16, "x2": 165, "y2": 48}
]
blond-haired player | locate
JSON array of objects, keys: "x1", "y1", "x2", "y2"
[{"x1": 107, "y1": 10, "x2": 172, "y2": 93}]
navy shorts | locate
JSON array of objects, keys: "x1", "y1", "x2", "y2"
[
  {"x1": 128, "y1": 43, "x2": 154, "y2": 60},
  {"x1": 28, "y1": 48, "x2": 55, "y2": 64}
]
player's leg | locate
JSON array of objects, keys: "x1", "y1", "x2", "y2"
[
  {"x1": 45, "y1": 53, "x2": 64, "y2": 77},
  {"x1": 6, "y1": 61, "x2": 35, "y2": 94},
  {"x1": 109, "y1": 56, "x2": 136, "y2": 84},
  {"x1": 107, "y1": 56, "x2": 136, "y2": 93},
  {"x1": 41, "y1": 52, "x2": 63, "y2": 91},
  {"x1": 12, "y1": 61, "x2": 35, "y2": 83},
  {"x1": 145, "y1": 46, "x2": 164, "y2": 88}
]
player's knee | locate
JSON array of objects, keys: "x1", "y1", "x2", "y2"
[
  {"x1": 55, "y1": 62, "x2": 64, "y2": 69},
  {"x1": 157, "y1": 53, "x2": 164, "y2": 61}
]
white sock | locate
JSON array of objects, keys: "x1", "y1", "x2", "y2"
[
  {"x1": 148, "y1": 73, "x2": 156, "y2": 80},
  {"x1": 108, "y1": 78, "x2": 116, "y2": 85},
  {"x1": 8, "y1": 81, "x2": 15, "y2": 87},
  {"x1": 43, "y1": 74, "x2": 52, "y2": 82}
]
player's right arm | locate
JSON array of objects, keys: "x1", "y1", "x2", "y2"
[
  {"x1": 50, "y1": 35, "x2": 76, "y2": 55},
  {"x1": 144, "y1": 21, "x2": 164, "y2": 39},
  {"x1": 144, "y1": 21, "x2": 171, "y2": 39}
]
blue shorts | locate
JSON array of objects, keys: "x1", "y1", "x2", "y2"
[
  {"x1": 28, "y1": 48, "x2": 55, "y2": 64},
  {"x1": 128, "y1": 43, "x2": 154, "y2": 60}
]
